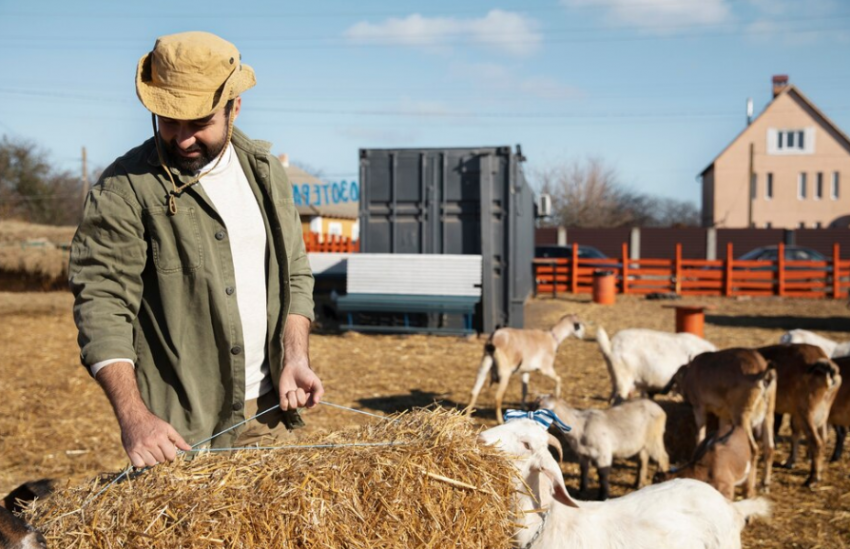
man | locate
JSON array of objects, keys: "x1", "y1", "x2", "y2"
[{"x1": 69, "y1": 31, "x2": 323, "y2": 468}]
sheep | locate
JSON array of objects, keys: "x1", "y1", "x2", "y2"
[
  {"x1": 757, "y1": 344, "x2": 842, "y2": 487},
  {"x1": 478, "y1": 417, "x2": 771, "y2": 549},
  {"x1": 0, "y1": 505, "x2": 46, "y2": 549},
  {"x1": 595, "y1": 327, "x2": 716, "y2": 404},
  {"x1": 780, "y1": 329, "x2": 850, "y2": 358},
  {"x1": 468, "y1": 314, "x2": 585, "y2": 423},
  {"x1": 667, "y1": 348, "x2": 777, "y2": 493},
  {"x1": 827, "y1": 356, "x2": 850, "y2": 463},
  {"x1": 653, "y1": 426, "x2": 753, "y2": 500},
  {"x1": 533, "y1": 395, "x2": 669, "y2": 500}
]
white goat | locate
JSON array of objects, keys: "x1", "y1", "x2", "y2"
[
  {"x1": 534, "y1": 395, "x2": 669, "y2": 500},
  {"x1": 596, "y1": 327, "x2": 717, "y2": 403},
  {"x1": 780, "y1": 329, "x2": 850, "y2": 358},
  {"x1": 468, "y1": 314, "x2": 585, "y2": 423},
  {"x1": 479, "y1": 418, "x2": 771, "y2": 549}
]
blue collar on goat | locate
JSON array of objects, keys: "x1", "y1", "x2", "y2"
[{"x1": 504, "y1": 409, "x2": 571, "y2": 433}]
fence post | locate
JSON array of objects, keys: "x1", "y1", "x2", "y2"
[
  {"x1": 570, "y1": 243, "x2": 579, "y2": 294},
  {"x1": 674, "y1": 243, "x2": 682, "y2": 295},
  {"x1": 833, "y1": 243, "x2": 841, "y2": 299},
  {"x1": 621, "y1": 242, "x2": 629, "y2": 295},
  {"x1": 777, "y1": 242, "x2": 785, "y2": 297},
  {"x1": 724, "y1": 243, "x2": 733, "y2": 297}
]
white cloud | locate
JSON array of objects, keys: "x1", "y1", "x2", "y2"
[
  {"x1": 562, "y1": 0, "x2": 731, "y2": 31},
  {"x1": 344, "y1": 10, "x2": 541, "y2": 56},
  {"x1": 451, "y1": 62, "x2": 585, "y2": 102}
]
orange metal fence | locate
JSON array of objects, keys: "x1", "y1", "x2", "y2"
[
  {"x1": 303, "y1": 232, "x2": 360, "y2": 253},
  {"x1": 534, "y1": 242, "x2": 850, "y2": 299}
]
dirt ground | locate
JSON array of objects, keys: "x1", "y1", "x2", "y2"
[{"x1": 1, "y1": 291, "x2": 849, "y2": 548}]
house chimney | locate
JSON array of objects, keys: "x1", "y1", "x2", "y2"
[
  {"x1": 278, "y1": 153, "x2": 290, "y2": 167},
  {"x1": 772, "y1": 75, "x2": 789, "y2": 98}
]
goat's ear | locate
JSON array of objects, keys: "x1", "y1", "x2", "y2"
[{"x1": 534, "y1": 450, "x2": 580, "y2": 508}]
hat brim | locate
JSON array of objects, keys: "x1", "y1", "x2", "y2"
[{"x1": 135, "y1": 53, "x2": 256, "y2": 120}]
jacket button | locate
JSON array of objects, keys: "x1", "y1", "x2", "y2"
[
  {"x1": 215, "y1": 231, "x2": 226, "y2": 240},
  {"x1": 232, "y1": 401, "x2": 243, "y2": 411},
  {"x1": 225, "y1": 286, "x2": 235, "y2": 295},
  {"x1": 231, "y1": 345, "x2": 242, "y2": 355}
]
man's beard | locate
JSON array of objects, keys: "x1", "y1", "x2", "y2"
[{"x1": 162, "y1": 133, "x2": 228, "y2": 173}]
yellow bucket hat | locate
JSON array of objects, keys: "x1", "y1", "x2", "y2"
[{"x1": 136, "y1": 31, "x2": 255, "y2": 120}]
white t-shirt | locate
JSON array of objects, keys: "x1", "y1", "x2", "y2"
[{"x1": 92, "y1": 143, "x2": 271, "y2": 400}]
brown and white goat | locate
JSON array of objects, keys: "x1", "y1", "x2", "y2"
[
  {"x1": 827, "y1": 356, "x2": 850, "y2": 463},
  {"x1": 667, "y1": 348, "x2": 777, "y2": 493},
  {"x1": 757, "y1": 344, "x2": 842, "y2": 487},
  {"x1": 0, "y1": 480, "x2": 53, "y2": 549},
  {"x1": 654, "y1": 426, "x2": 753, "y2": 500},
  {"x1": 467, "y1": 314, "x2": 584, "y2": 423}
]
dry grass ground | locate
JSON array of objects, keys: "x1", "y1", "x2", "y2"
[{"x1": 1, "y1": 291, "x2": 849, "y2": 548}]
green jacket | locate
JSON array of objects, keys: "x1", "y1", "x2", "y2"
[{"x1": 69, "y1": 127, "x2": 314, "y2": 448}]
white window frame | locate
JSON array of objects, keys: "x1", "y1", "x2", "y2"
[
  {"x1": 833, "y1": 172, "x2": 840, "y2": 200},
  {"x1": 767, "y1": 127, "x2": 815, "y2": 155},
  {"x1": 798, "y1": 173, "x2": 807, "y2": 199}
]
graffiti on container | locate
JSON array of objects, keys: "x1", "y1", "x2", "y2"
[{"x1": 292, "y1": 181, "x2": 359, "y2": 206}]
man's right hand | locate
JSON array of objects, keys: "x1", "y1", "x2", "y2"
[{"x1": 118, "y1": 410, "x2": 192, "y2": 468}]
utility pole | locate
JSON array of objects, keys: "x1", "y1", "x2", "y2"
[{"x1": 748, "y1": 142, "x2": 754, "y2": 228}]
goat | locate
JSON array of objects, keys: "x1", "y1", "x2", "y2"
[
  {"x1": 478, "y1": 417, "x2": 771, "y2": 549},
  {"x1": 596, "y1": 327, "x2": 716, "y2": 404},
  {"x1": 780, "y1": 329, "x2": 850, "y2": 358},
  {"x1": 468, "y1": 314, "x2": 585, "y2": 423},
  {"x1": 653, "y1": 426, "x2": 752, "y2": 500},
  {"x1": 757, "y1": 344, "x2": 842, "y2": 487},
  {"x1": 828, "y1": 356, "x2": 850, "y2": 463},
  {"x1": 534, "y1": 395, "x2": 669, "y2": 500},
  {"x1": 0, "y1": 506, "x2": 46, "y2": 549},
  {"x1": 3, "y1": 481, "x2": 54, "y2": 516},
  {"x1": 667, "y1": 348, "x2": 777, "y2": 494}
]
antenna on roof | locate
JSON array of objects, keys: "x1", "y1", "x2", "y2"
[{"x1": 746, "y1": 98, "x2": 753, "y2": 126}]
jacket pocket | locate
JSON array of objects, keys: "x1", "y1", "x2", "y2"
[{"x1": 144, "y1": 206, "x2": 203, "y2": 274}]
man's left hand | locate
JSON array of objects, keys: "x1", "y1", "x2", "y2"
[{"x1": 279, "y1": 361, "x2": 324, "y2": 411}]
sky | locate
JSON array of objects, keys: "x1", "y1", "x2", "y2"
[{"x1": 1, "y1": 0, "x2": 849, "y2": 206}]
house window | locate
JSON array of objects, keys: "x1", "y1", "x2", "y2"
[
  {"x1": 768, "y1": 127, "x2": 814, "y2": 155},
  {"x1": 816, "y1": 222, "x2": 823, "y2": 229},
  {"x1": 751, "y1": 174, "x2": 757, "y2": 200},
  {"x1": 798, "y1": 173, "x2": 807, "y2": 199},
  {"x1": 833, "y1": 172, "x2": 840, "y2": 199},
  {"x1": 328, "y1": 222, "x2": 343, "y2": 236},
  {"x1": 799, "y1": 222, "x2": 806, "y2": 229},
  {"x1": 765, "y1": 222, "x2": 772, "y2": 228},
  {"x1": 816, "y1": 172, "x2": 823, "y2": 199},
  {"x1": 766, "y1": 173, "x2": 773, "y2": 199}
]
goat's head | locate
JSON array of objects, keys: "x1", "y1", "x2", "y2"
[
  {"x1": 0, "y1": 506, "x2": 47, "y2": 549},
  {"x1": 552, "y1": 314, "x2": 586, "y2": 342},
  {"x1": 478, "y1": 419, "x2": 578, "y2": 508}
]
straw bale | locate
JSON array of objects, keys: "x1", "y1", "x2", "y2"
[
  {"x1": 27, "y1": 410, "x2": 518, "y2": 549},
  {"x1": 0, "y1": 220, "x2": 75, "y2": 246}
]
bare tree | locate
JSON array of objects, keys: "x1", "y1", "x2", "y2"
[
  {"x1": 0, "y1": 136, "x2": 82, "y2": 225},
  {"x1": 532, "y1": 157, "x2": 699, "y2": 228}
]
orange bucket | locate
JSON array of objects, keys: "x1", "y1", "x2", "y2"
[{"x1": 592, "y1": 270, "x2": 616, "y2": 305}]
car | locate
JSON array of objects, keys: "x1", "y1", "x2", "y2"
[
  {"x1": 535, "y1": 244, "x2": 609, "y2": 260},
  {"x1": 737, "y1": 245, "x2": 827, "y2": 263}
]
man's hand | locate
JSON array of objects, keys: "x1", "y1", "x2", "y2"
[
  {"x1": 280, "y1": 314, "x2": 324, "y2": 411},
  {"x1": 95, "y1": 361, "x2": 191, "y2": 467},
  {"x1": 279, "y1": 361, "x2": 324, "y2": 410},
  {"x1": 119, "y1": 410, "x2": 192, "y2": 468}
]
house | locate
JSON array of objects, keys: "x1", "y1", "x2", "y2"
[
  {"x1": 701, "y1": 76, "x2": 850, "y2": 229},
  {"x1": 279, "y1": 154, "x2": 360, "y2": 240}
]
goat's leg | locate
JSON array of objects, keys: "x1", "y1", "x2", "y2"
[
  {"x1": 579, "y1": 457, "x2": 590, "y2": 494},
  {"x1": 693, "y1": 405, "x2": 708, "y2": 446},
  {"x1": 802, "y1": 412, "x2": 824, "y2": 487},
  {"x1": 773, "y1": 413, "x2": 783, "y2": 439},
  {"x1": 597, "y1": 466, "x2": 611, "y2": 501},
  {"x1": 520, "y1": 372, "x2": 530, "y2": 408},
  {"x1": 760, "y1": 412, "x2": 774, "y2": 491},
  {"x1": 831, "y1": 425, "x2": 847, "y2": 463},
  {"x1": 744, "y1": 456, "x2": 757, "y2": 499},
  {"x1": 783, "y1": 416, "x2": 802, "y2": 469},
  {"x1": 493, "y1": 372, "x2": 512, "y2": 424},
  {"x1": 538, "y1": 363, "x2": 562, "y2": 399},
  {"x1": 635, "y1": 449, "x2": 649, "y2": 489},
  {"x1": 467, "y1": 354, "x2": 493, "y2": 414}
]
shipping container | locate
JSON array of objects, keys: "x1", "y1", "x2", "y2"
[{"x1": 358, "y1": 146, "x2": 535, "y2": 332}]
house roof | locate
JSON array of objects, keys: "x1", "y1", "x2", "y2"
[
  {"x1": 285, "y1": 164, "x2": 359, "y2": 220},
  {"x1": 700, "y1": 84, "x2": 850, "y2": 176}
]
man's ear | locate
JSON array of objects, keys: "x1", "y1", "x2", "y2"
[{"x1": 232, "y1": 96, "x2": 242, "y2": 120}]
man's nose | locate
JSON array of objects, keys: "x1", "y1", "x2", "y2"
[{"x1": 176, "y1": 127, "x2": 197, "y2": 149}]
